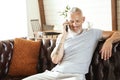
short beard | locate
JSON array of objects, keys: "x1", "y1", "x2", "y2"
[{"x1": 68, "y1": 28, "x2": 82, "y2": 36}]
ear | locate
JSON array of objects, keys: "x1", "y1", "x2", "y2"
[{"x1": 82, "y1": 17, "x2": 85, "y2": 23}]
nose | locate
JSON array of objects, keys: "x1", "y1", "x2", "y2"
[{"x1": 73, "y1": 22, "x2": 78, "y2": 26}]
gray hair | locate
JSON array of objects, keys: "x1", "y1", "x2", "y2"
[{"x1": 70, "y1": 7, "x2": 83, "y2": 15}]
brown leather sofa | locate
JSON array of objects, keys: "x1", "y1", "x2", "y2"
[{"x1": 0, "y1": 38, "x2": 120, "y2": 80}]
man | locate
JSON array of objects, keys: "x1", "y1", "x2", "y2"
[{"x1": 23, "y1": 7, "x2": 120, "y2": 80}]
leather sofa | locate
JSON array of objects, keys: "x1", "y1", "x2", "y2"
[{"x1": 0, "y1": 38, "x2": 120, "y2": 80}]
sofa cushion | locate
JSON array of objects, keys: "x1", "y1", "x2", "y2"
[{"x1": 8, "y1": 38, "x2": 41, "y2": 76}]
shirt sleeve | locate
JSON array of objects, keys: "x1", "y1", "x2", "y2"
[{"x1": 92, "y1": 28, "x2": 103, "y2": 40}]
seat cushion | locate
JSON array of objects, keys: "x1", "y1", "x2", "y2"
[{"x1": 8, "y1": 38, "x2": 41, "y2": 76}]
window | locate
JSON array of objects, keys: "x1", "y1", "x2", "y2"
[
  {"x1": 0, "y1": 0, "x2": 27, "y2": 40},
  {"x1": 41, "y1": 0, "x2": 116, "y2": 31}
]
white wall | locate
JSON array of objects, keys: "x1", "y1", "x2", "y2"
[
  {"x1": 43, "y1": 0, "x2": 112, "y2": 31},
  {"x1": 26, "y1": 0, "x2": 41, "y2": 38},
  {"x1": 0, "y1": 0, "x2": 27, "y2": 40}
]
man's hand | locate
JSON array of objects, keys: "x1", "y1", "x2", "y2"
[
  {"x1": 100, "y1": 31, "x2": 120, "y2": 60},
  {"x1": 63, "y1": 20, "x2": 70, "y2": 33},
  {"x1": 100, "y1": 39, "x2": 113, "y2": 60}
]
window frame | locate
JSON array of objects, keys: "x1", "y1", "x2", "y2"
[{"x1": 38, "y1": 0, "x2": 117, "y2": 31}]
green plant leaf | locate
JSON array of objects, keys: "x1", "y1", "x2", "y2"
[{"x1": 58, "y1": 5, "x2": 71, "y2": 18}]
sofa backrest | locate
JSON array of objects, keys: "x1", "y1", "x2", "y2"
[
  {"x1": 0, "y1": 38, "x2": 120, "y2": 80},
  {"x1": 37, "y1": 38, "x2": 56, "y2": 73},
  {"x1": 0, "y1": 40, "x2": 14, "y2": 79}
]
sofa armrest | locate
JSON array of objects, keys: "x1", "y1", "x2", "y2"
[
  {"x1": 0, "y1": 40, "x2": 14, "y2": 79},
  {"x1": 86, "y1": 40, "x2": 120, "y2": 80}
]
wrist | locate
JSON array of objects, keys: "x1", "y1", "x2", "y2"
[{"x1": 106, "y1": 38, "x2": 113, "y2": 43}]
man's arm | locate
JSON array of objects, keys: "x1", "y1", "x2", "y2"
[
  {"x1": 51, "y1": 22, "x2": 69, "y2": 64},
  {"x1": 100, "y1": 31, "x2": 120, "y2": 60},
  {"x1": 51, "y1": 33, "x2": 67, "y2": 64}
]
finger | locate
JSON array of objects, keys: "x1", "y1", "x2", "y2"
[
  {"x1": 106, "y1": 50, "x2": 110, "y2": 60},
  {"x1": 109, "y1": 50, "x2": 112, "y2": 57},
  {"x1": 106, "y1": 47, "x2": 112, "y2": 59},
  {"x1": 101, "y1": 50, "x2": 104, "y2": 59},
  {"x1": 63, "y1": 21, "x2": 69, "y2": 25},
  {"x1": 109, "y1": 47, "x2": 112, "y2": 57},
  {"x1": 103, "y1": 50, "x2": 107, "y2": 60},
  {"x1": 63, "y1": 23, "x2": 67, "y2": 26}
]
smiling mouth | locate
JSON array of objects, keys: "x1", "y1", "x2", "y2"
[{"x1": 73, "y1": 26, "x2": 78, "y2": 30}]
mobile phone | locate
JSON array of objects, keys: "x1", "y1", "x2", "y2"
[{"x1": 66, "y1": 25, "x2": 68, "y2": 32}]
